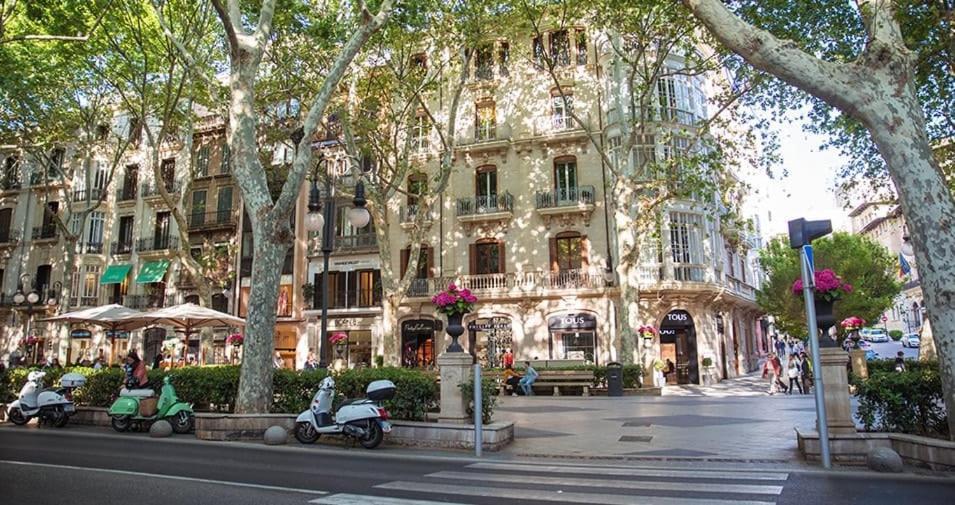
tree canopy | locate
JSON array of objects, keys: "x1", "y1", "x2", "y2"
[{"x1": 757, "y1": 232, "x2": 902, "y2": 338}]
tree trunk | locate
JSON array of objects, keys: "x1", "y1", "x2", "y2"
[
  {"x1": 381, "y1": 294, "x2": 399, "y2": 366},
  {"x1": 862, "y1": 96, "x2": 955, "y2": 439},
  {"x1": 234, "y1": 231, "x2": 286, "y2": 413}
]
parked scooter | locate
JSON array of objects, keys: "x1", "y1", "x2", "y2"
[
  {"x1": 7, "y1": 371, "x2": 85, "y2": 427},
  {"x1": 295, "y1": 377, "x2": 394, "y2": 449},
  {"x1": 108, "y1": 376, "x2": 194, "y2": 433}
]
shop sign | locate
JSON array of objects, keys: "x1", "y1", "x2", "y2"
[
  {"x1": 333, "y1": 318, "x2": 365, "y2": 327},
  {"x1": 660, "y1": 328, "x2": 677, "y2": 336},
  {"x1": 468, "y1": 320, "x2": 512, "y2": 331},
  {"x1": 401, "y1": 319, "x2": 435, "y2": 334},
  {"x1": 661, "y1": 310, "x2": 693, "y2": 329},
  {"x1": 547, "y1": 313, "x2": 597, "y2": 331},
  {"x1": 106, "y1": 330, "x2": 130, "y2": 338},
  {"x1": 70, "y1": 329, "x2": 92, "y2": 339}
]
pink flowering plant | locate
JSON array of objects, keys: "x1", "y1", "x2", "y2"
[
  {"x1": 637, "y1": 325, "x2": 657, "y2": 339},
  {"x1": 431, "y1": 283, "x2": 477, "y2": 316},
  {"x1": 840, "y1": 316, "x2": 865, "y2": 332},
  {"x1": 329, "y1": 332, "x2": 348, "y2": 345},
  {"x1": 791, "y1": 269, "x2": 853, "y2": 302},
  {"x1": 226, "y1": 333, "x2": 244, "y2": 346}
]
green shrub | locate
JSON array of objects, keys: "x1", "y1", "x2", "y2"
[
  {"x1": 460, "y1": 376, "x2": 498, "y2": 423},
  {"x1": 701, "y1": 357, "x2": 713, "y2": 367},
  {"x1": 165, "y1": 365, "x2": 241, "y2": 411},
  {"x1": 271, "y1": 368, "x2": 329, "y2": 413},
  {"x1": 332, "y1": 367, "x2": 438, "y2": 421},
  {"x1": 72, "y1": 368, "x2": 125, "y2": 406},
  {"x1": 866, "y1": 359, "x2": 937, "y2": 375},
  {"x1": 854, "y1": 366, "x2": 948, "y2": 438},
  {"x1": 889, "y1": 330, "x2": 904, "y2": 340}
]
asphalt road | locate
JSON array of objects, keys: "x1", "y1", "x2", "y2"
[
  {"x1": 1, "y1": 426, "x2": 953, "y2": 505},
  {"x1": 868, "y1": 339, "x2": 919, "y2": 360}
]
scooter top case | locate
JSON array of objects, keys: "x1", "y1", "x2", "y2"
[{"x1": 366, "y1": 380, "x2": 395, "y2": 402}]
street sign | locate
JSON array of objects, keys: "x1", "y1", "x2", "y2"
[
  {"x1": 882, "y1": 315, "x2": 888, "y2": 322},
  {"x1": 802, "y1": 244, "x2": 815, "y2": 283}
]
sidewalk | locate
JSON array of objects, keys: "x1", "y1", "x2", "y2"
[{"x1": 495, "y1": 373, "x2": 821, "y2": 463}]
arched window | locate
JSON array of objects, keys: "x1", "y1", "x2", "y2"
[{"x1": 470, "y1": 238, "x2": 505, "y2": 275}]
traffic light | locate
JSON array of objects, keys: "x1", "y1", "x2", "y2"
[{"x1": 787, "y1": 218, "x2": 832, "y2": 249}]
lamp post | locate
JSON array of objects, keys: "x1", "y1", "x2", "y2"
[
  {"x1": 15, "y1": 273, "x2": 41, "y2": 363},
  {"x1": 304, "y1": 154, "x2": 371, "y2": 369}
]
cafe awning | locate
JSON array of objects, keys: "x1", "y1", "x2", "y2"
[
  {"x1": 100, "y1": 264, "x2": 132, "y2": 285},
  {"x1": 135, "y1": 260, "x2": 170, "y2": 284}
]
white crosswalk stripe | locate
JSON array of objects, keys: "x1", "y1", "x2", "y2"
[{"x1": 313, "y1": 461, "x2": 790, "y2": 505}]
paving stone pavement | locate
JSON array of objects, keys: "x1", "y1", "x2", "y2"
[{"x1": 495, "y1": 372, "x2": 854, "y2": 463}]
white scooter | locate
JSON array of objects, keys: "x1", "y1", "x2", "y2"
[
  {"x1": 7, "y1": 371, "x2": 85, "y2": 427},
  {"x1": 294, "y1": 376, "x2": 394, "y2": 449}
]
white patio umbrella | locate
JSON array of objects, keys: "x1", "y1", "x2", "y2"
[
  {"x1": 39, "y1": 304, "x2": 144, "y2": 364},
  {"x1": 118, "y1": 303, "x2": 245, "y2": 364}
]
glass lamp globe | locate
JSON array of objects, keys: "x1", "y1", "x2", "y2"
[
  {"x1": 13, "y1": 292, "x2": 25, "y2": 304},
  {"x1": 26, "y1": 292, "x2": 40, "y2": 304},
  {"x1": 305, "y1": 211, "x2": 324, "y2": 233},
  {"x1": 47, "y1": 297, "x2": 57, "y2": 306},
  {"x1": 347, "y1": 206, "x2": 371, "y2": 229},
  {"x1": 900, "y1": 241, "x2": 914, "y2": 258}
]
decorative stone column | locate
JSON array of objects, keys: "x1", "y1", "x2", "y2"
[
  {"x1": 818, "y1": 348, "x2": 856, "y2": 435},
  {"x1": 437, "y1": 352, "x2": 473, "y2": 424}
]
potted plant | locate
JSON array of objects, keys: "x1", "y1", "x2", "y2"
[
  {"x1": 226, "y1": 333, "x2": 244, "y2": 346},
  {"x1": 431, "y1": 283, "x2": 477, "y2": 352},
  {"x1": 329, "y1": 332, "x2": 348, "y2": 359},
  {"x1": 637, "y1": 325, "x2": 657, "y2": 340},
  {"x1": 792, "y1": 269, "x2": 852, "y2": 345},
  {"x1": 301, "y1": 282, "x2": 315, "y2": 309},
  {"x1": 840, "y1": 316, "x2": 865, "y2": 348},
  {"x1": 701, "y1": 357, "x2": 717, "y2": 386}
]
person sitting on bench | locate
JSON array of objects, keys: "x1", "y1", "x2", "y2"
[
  {"x1": 518, "y1": 361, "x2": 538, "y2": 396},
  {"x1": 502, "y1": 366, "x2": 522, "y2": 396}
]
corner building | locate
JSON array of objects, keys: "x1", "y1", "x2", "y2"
[{"x1": 297, "y1": 26, "x2": 766, "y2": 383}]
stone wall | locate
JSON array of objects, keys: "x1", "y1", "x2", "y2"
[{"x1": 797, "y1": 428, "x2": 955, "y2": 471}]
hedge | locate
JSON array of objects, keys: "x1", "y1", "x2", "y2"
[
  {"x1": 854, "y1": 363, "x2": 948, "y2": 439},
  {"x1": 460, "y1": 376, "x2": 499, "y2": 423},
  {"x1": 1, "y1": 365, "x2": 438, "y2": 421}
]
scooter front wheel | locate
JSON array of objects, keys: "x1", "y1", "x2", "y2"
[
  {"x1": 171, "y1": 411, "x2": 193, "y2": 434},
  {"x1": 8, "y1": 408, "x2": 28, "y2": 425},
  {"x1": 294, "y1": 422, "x2": 320, "y2": 444},
  {"x1": 111, "y1": 415, "x2": 131, "y2": 432},
  {"x1": 358, "y1": 420, "x2": 383, "y2": 449}
]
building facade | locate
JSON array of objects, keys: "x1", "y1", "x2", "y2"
[{"x1": 3, "y1": 26, "x2": 766, "y2": 385}]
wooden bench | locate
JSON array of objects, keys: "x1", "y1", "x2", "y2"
[{"x1": 531, "y1": 370, "x2": 595, "y2": 396}]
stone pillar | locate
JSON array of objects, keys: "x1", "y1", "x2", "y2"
[
  {"x1": 437, "y1": 352, "x2": 472, "y2": 424},
  {"x1": 849, "y1": 349, "x2": 868, "y2": 380},
  {"x1": 818, "y1": 348, "x2": 856, "y2": 435}
]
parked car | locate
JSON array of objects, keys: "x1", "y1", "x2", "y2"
[
  {"x1": 901, "y1": 334, "x2": 920, "y2": 348},
  {"x1": 861, "y1": 328, "x2": 890, "y2": 343}
]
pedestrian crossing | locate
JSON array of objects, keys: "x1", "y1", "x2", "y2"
[{"x1": 310, "y1": 460, "x2": 791, "y2": 505}]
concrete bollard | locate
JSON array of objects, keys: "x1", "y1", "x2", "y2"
[
  {"x1": 149, "y1": 420, "x2": 173, "y2": 438},
  {"x1": 264, "y1": 425, "x2": 288, "y2": 445}
]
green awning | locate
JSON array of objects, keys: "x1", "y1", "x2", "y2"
[
  {"x1": 100, "y1": 264, "x2": 132, "y2": 285},
  {"x1": 135, "y1": 260, "x2": 170, "y2": 284}
]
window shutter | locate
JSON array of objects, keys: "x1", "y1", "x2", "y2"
[
  {"x1": 469, "y1": 244, "x2": 478, "y2": 275},
  {"x1": 549, "y1": 236, "x2": 559, "y2": 273},
  {"x1": 497, "y1": 241, "x2": 506, "y2": 273},
  {"x1": 580, "y1": 235, "x2": 590, "y2": 270},
  {"x1": 400, "y1": 248, "x2": 409, "y2": 278},
  {"x1": 427, "y1": 246, "x2": 435, "y2": 278}
]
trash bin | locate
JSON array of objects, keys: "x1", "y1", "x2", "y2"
[{"x1": 606, "y1": 361, "x2": 623, "y2": 397}]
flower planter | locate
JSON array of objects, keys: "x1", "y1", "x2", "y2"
[
  {"x1": 446, "y1": 312, "x2": 465, "y2": 352},
  {"x1": 814, "y1": 298, "x2": 838, "y2": 348}
]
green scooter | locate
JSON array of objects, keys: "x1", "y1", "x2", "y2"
[{"x1": 109, "y1": 376, "x2": 194, "y2": 434}]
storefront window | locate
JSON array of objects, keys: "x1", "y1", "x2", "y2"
[
  {"x1": 547, "y1": 313, "x2": 598, "y2": 364},
  {"x1": 401, "y1": 319, "x2": 435, "y2": 368},
  {"x1": 558, "y1": 332, "x2": 595, "y2": 362},
  {"x1": 467, "y1": 317, "x2": 512, "y2": 367}
]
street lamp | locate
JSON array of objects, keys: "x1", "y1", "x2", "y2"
[
  {"x1": 15, "y1": 273, "x2": 41, "y2": 363},
  {"x1": 306, "y1": 153, "x2": 371, "y2": 368},
  {"x1": 46, "y1": 280, "x2": 62, "y2": 306}
]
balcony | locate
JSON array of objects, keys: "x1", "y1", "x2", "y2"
[
  {"x1": 78, "y1": 242, "x2": 105, "y2": 254},
  {"x1": 29, "y1": 172, "x2": 62, "y2": 187},
  {"x1": 111, "y1": 241, "x2": 134, "y2": 255},
  {"x1": 528, "y1": 112, "x2": 591, "y2": 140},
  {"x1": 188, "y1": 210, "x2": 237, "y2": 231},
  {"x1": 334, "y1": 233, "x2": 377, "y2": 253},
  {"x1": 116, "y1": 186, "x2": 138, "y2": 204},
  {"x1": 141, "y1": 181, "x2": 182, "y2": 201},
  {"x1": 71, "y1": 188, "x2": 105, "y2": 204},
  {"x1": 534, "y1": 185, "x2": 596, "y2": 228},
  {"x1": 457, "y1": 124, "x2": 511, "y2": 156},
  {"x1": 136, "y1": 236, "x2": 178, "y2": 253},
  {"x1": 455, "y1": 193, "x2": 514, "y2": 235},
  {"x1": 724, "y1": 274, "x2": 756, "y2": 301},
  {"x1": 405, "y1": 269, "x2": 612, "y2": 298},
  {"x1": 0, "y1": 229, "x2": 22, "y2": 246},
  {"x1": 399, "y1": 205, "x2": 434, "y2": 229},
  {"x1": 123, "y1": 294, "x2": 166, "y2": 309},
  {"x1": 32, "y1": 225, "x2": 58, "y2": 241}
]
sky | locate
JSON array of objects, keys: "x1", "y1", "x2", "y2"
[{"x1": 749, "y1": 115, "x2": 852, "y2": 241}]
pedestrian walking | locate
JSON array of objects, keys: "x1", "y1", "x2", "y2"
[
  {"x1": 762, "y1": 352, "x2": 786, "y2": 395},
  {"x1": 800, "y1": 351, "x2": 813, "y2": 393},
  {"x1": 502, "y1": 348, "x2": 514, "y2": 369},
  {"x1": 894, "y1": 351, "x2": 906, "y2": 372},
  {"x1": 786, "y1": 355, "x2": 804, "y2": 394}
]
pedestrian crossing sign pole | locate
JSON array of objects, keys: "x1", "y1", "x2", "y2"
[{"x1": 789, "y1": 218, "x2": 833, "y2": 469}]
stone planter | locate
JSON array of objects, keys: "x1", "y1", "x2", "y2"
[
  {"x1": 797, "y1": 428, "x2": 955, "y2": 471},
  {"x1": 195, "y1": 413, "x2": 296, "y2": 441},
  {"x1": 701, "y1": 368, "x2": 719, "y2": 386},
  {"x1": 445, "y1": 312, "x2": 465, "y2": 352}
]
